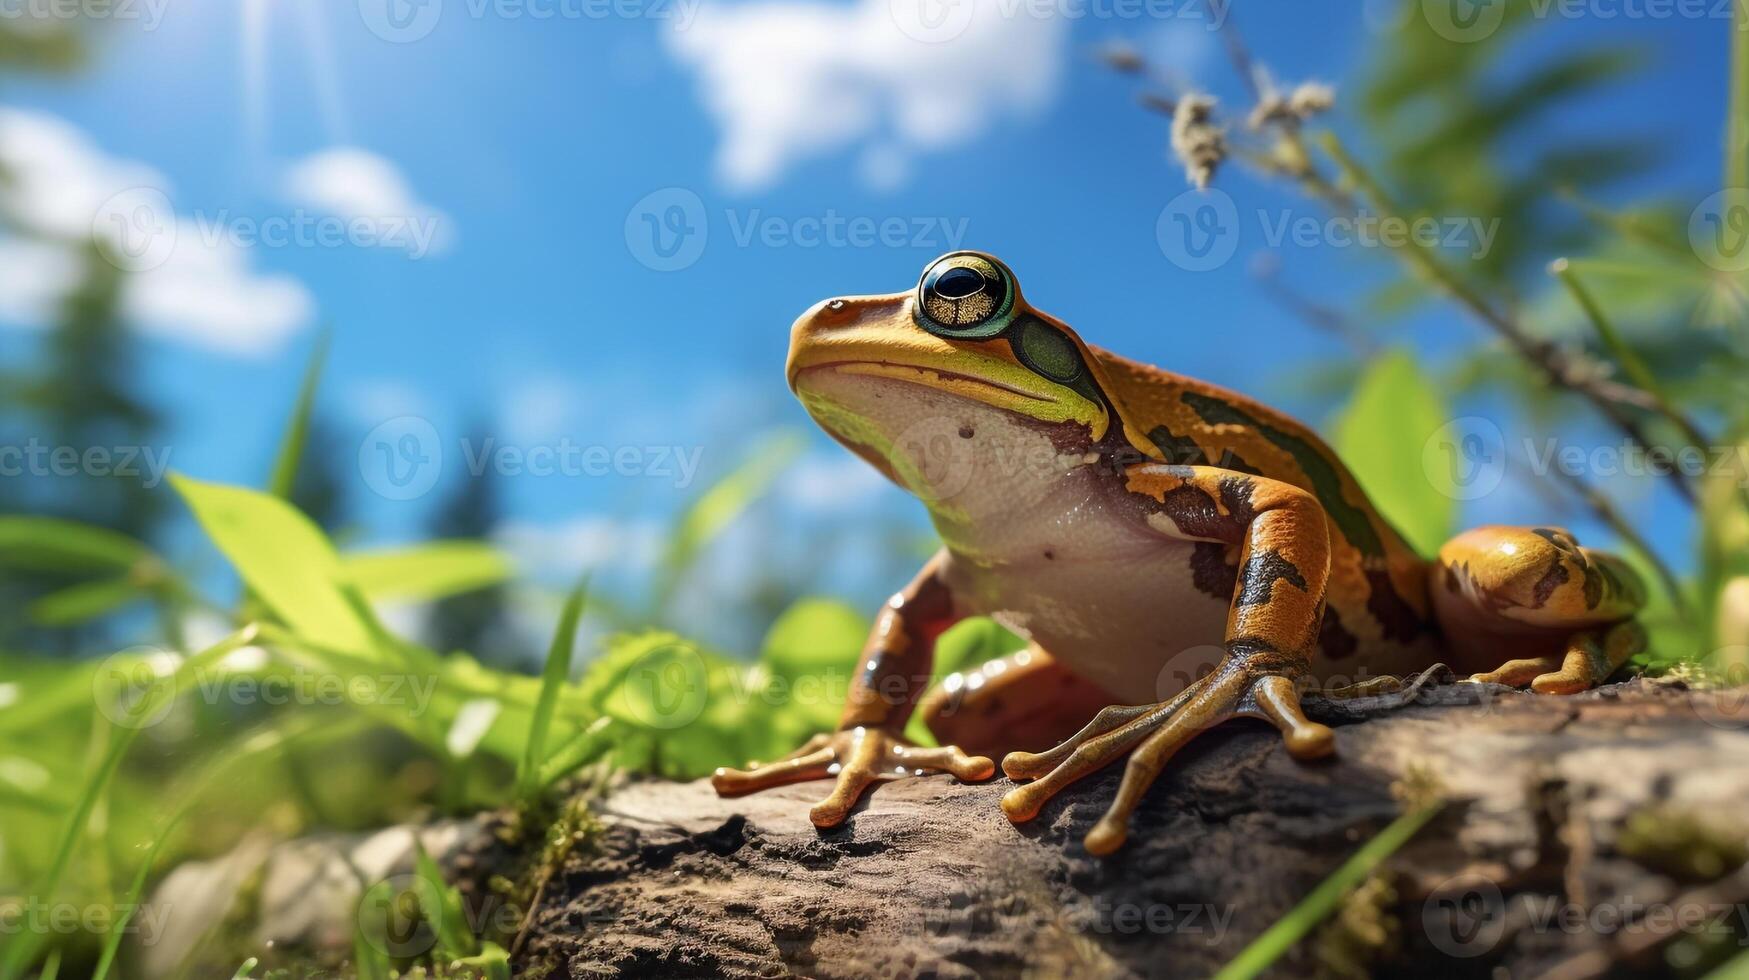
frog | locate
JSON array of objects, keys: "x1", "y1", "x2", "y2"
[{"x1": 712, "y1": 251, "x2": 1648, "y2": 855}]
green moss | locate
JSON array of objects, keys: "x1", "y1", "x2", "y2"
[{"x1": 1618, "y1": 806, "x2": 1749, "y2": 881}]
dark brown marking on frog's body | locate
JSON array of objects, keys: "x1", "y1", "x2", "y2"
[
  {"x1": 1532, "y1": 559, "x2": 1570, "y2": 608},
  {"x1": 1180, "y1": 391, "x2": 1383, "y2": 557},
  {"x1": 1318, "y1": 604, "x2": 1360, "y2": 659},
  {"x1": 1189, "y1": 542, "x2": 1238, "y2": 601},
  {"x1": 1237, "y1": 551, "x2": 1308, "y2": 607},
  {"x1": 1154, "y1": 472, "x2": 1259, "y2": 543},
  {"x1": 1365, "y1": 570, "x2": 1426, "y2": 642}
]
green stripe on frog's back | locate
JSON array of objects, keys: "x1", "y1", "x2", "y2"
[{"x1": 1179, "y1": 391, "x2": 1384, "y2": 558}]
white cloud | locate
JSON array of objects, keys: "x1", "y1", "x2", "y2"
[
  {"x1": 664, "y1": 0, "x2": 1067, "y2": 190},
  {"x1": 282, "y1": 147, "x2": 454, "y2": 257},
  {"x1": 0, "y1": 108, "x2": 314, "y2": 358}
]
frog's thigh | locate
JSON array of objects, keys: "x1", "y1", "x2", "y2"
[
  {"x1": 1432, "y1": 525, "x2": 1647, "y2": 689},
  {"x1": 919, "y1": 646, "x2": 1118, "y2": 760}
]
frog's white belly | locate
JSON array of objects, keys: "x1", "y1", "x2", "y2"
[{"x1": 935, "y1": 485, "x2": 1234, "y2": 703}]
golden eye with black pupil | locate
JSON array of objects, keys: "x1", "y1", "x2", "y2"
[{"x1": 916, "y1": 253, "x2": 1012, "y2": 338}]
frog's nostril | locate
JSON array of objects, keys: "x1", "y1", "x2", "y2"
[{"x1": 828, "y1": 299, "x2": 846, "y2": 311}]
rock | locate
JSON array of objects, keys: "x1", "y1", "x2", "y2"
[
  {"x1": 142, "y1": 818, "x2": 484, "y2": 978},
  {"x1": 520, "y1": 676, "x2": 1749, "y2": 979}
]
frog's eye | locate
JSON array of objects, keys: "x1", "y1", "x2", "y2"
[{"x1": 916, "y1": 254, "x2": 1013, "y2": 338}]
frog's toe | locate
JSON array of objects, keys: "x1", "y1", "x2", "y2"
[
  {"x1": 893, "y1": 744, "x2": 997, "y2": 782},
  {"x1": 711, "y1": 745, "x2": 837, "y2": 796},
  {"x1": 1470, "y1": 620, "x2": 1646, "y2": 695},
  {"x1": 1250, "y1": 675, "x2": 1335, "y2": 760},
  {"x1": 1469, "y1": 655, "x2": 1563, "y2": 688},
  {"x1": 1000, "y1": 703, "x2": 1155, "y2": 781}
]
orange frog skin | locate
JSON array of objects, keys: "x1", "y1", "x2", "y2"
[{"x1": 712, "y1": 251, "x2": 1648, "y2": 855}]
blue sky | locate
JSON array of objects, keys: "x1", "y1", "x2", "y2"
[{"x1": 0, "y1": 0, "x2": 1735, "y2": 647}]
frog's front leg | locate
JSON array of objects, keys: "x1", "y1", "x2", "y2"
[
  {"x1": 1000, "y1": 464, "x2": 1336, "y2": 855},
  {"x1": 710, "y1": 550, "x2": 996, "y2": 826}
]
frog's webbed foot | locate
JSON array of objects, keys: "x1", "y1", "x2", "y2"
[
  {"x1": 998, "y1": 652, "x2": 1334, "y2": 855},
  {"x1": 1469, "y1": 620, "x2": 1647, "y2": 694},
  {"x1": 711, "y1": 727, "x2": 995, "y2": 828}
]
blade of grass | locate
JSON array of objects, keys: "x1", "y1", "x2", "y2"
[
  {"x1": 518, "y1": 575, "x2": 589, "y2": 801},
  {"x1": 414, "y1": 842, "x2": 478, "y2": 958},
  {"x1": 1213, "y1": 799, "x2": 1444, "y2": 980},
  {"x1": 538, "y1": 716, "x2": 618, "y2": 789},
  {"x1": 268, "y1": 331, "x2": 329, "y2": 501},
  {"x1": 0, "y1": 626, "x2": 259, "y2": 980},
  {"x1": 653, "y1": 431, "x2": 803, "y2": 616}
]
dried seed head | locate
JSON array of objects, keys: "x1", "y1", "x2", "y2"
[
  {"x1": 1288, "y1": 81, "x2": 1336, "y2": 118},
  {"x1": 1098, "y1": 42, "x2": 1144, "y2": 74},
  {"x1": 1170, "y1": 94, "x2": 1225, "y2": 190}
]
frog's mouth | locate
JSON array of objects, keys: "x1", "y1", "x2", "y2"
[{"x1": 794, "y1": 359, "x2": 1065, "y2": 416}]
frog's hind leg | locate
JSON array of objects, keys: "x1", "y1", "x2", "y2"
[
  {"x1": 1433, "y1": 526, "x2": 1648, "y2": 693},
  {"x1": 918, "y1": 645, "x2": 1118, "y2": 760}
]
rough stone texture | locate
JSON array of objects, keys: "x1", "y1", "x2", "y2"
[{"x1": 521, "y1": 676, "x2": 1749, "y2": 979}]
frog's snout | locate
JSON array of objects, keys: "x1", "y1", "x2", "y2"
[{"x1": 784, "y1": 292, "x2": 911, "y2": 390}]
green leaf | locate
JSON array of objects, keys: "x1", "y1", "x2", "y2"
[
  {"x1": 904, "y1": 618, "x2": 1025, "y2": 745},
  {"x1": 341, "y1": 541, "x2": 513, "y2": 603},
  {"x1": 454, "y1": 942, "x2": 512, "y2": 980},
  {"x1": 172, "y1": 474, "x2": 372, "y2": 652},
  {"x1": 759, "y1": 598, "x2": 867, "y2": 680},
  {"x1": 27, "y1": 577, "x2": 144, "y2": 626},
  {"x1": 517, "y1": 576, "x2": 588, "y2": 800},
  {"x1": 0, "y1": 516, "x2": 149, "y2": 573},
  {"x1": 1330, "y1": 351, "x2": 1455, "y2": 557}
]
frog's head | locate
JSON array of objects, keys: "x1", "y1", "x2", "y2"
[{"x1": 786, "y1": 252, "x2": 1147, "y2": 504}]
